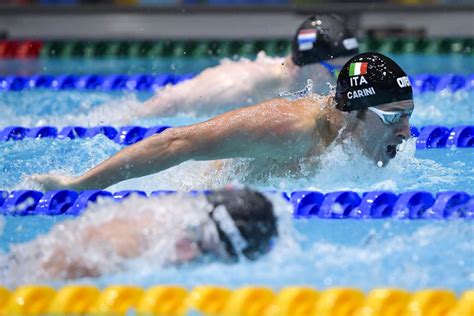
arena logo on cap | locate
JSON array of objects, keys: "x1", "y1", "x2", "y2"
[
  {"x1": 298, "y1": 29, "x2": 317, "y2": 51},
  {"x1": 397, "y1": 76, "x2": 411, "y2": 88},
  {"x1": 343, "y1": 38, "x2": 359, "y2": 50}
]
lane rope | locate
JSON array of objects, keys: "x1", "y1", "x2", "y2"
[
  {"x1": 0, "y1": 125, "x2": 472, "y2": 149},
  {"x1": 0, "y1": 189, "x2": 472, "y2": 219},
  {"x1": 0, "y1": 285, "x2": 472, "y2": 316},
  {"x1": 0, "y1": 73, "x2": 472, "y2": 93}
]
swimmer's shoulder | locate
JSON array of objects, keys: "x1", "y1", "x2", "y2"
[
  {"x1": 259, "y1": 97, "x2": 323, "y2": 128},
  {"x1": 251, "y1": 95, "x2": 325, "y2": 113},
  {"x1": 290, "y1": 94, "x2": 332, "y2": 115}
]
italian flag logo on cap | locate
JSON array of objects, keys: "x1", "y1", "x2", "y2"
[{"x1": 349, "y1": 62, "x2": 368, "y2": 76}]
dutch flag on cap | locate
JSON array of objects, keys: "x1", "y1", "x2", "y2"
[{"x1": 297, "y1": 29, "x2": 317, "y2": 51}]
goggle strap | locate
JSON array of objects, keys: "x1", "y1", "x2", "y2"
[
  {"x1": 200, "y1": 220, "x2": 221, "y2": 247},
  {"x1": 212, "y1": 205, "x2": 248, "y2": 254}
]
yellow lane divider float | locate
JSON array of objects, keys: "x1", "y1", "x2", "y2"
[{"x1": 0, "y1": 285, "x2": 472, "y2": 316}]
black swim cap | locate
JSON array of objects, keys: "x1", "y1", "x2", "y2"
[
  {"x1": 335, "y1": 52, "x2": 413, "y2": 112},
  {"x1": 291, "y1": 15, "x2": 359, "y2": 66},
  {"x1": 206, "y1": 188, "x2": 278, "y2": 261}
]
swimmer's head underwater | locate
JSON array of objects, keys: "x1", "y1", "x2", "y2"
[
  {"x1": 200, "y1": 189, "x2": 278, "y2": 262},
  {"x1": 30, "y1": 51, "x2": 413, "y2": 192}
]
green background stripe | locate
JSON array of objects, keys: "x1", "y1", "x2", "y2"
[{"x1": 3, "y1": 36, "x2": 471, "y2": 59}]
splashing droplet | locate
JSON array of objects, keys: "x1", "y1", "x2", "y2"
[
  {"x1": 279, "y1": 79, "x2": 313, "y2": 100},
  {"x1": 397, "y1": 139, "x2": 407, "y2": 153}
]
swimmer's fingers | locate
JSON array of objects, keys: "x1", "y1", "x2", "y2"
[{"x1": 28, "y1": 174, "x2": 72, "y2": 191}]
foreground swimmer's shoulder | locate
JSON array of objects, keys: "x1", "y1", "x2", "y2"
[{"x1": 287, "y1": 94, "x2": 332, "y2": 115}]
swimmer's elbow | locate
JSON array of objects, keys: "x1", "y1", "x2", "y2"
[{"x1": 148, "y1": 128, "x2": 197, "y2": 162}]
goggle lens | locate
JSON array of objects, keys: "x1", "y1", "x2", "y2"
[{"x1": 369, "y1": 107, "x2": 413, "y2": 125}]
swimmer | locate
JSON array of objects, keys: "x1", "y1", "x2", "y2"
[
  {"x1": 1, "y1": 189, "x2": 278, "y2": 284},
  {"x1": 136, "y1": 15, "x2": 359, "y2": 117},
  {"x1": 31, "y1": 52, "x2": 414, "y2": 191}
]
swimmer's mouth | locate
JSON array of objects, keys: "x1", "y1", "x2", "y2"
[
  {"x1": 386, "y1": 145, "x2": 397, "y2": 159},
  {"x1": 386, "y1": 139, "x2": 407, "y2": 159}
]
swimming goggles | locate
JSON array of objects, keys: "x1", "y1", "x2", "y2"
[
  {"x1": 368, "y1": 107, "x2": 413, "y2": 125},
  {"x1": 319, "y1": 61, "x2": 342, "y2": 78},
  {"x1": 194, "y1": 218, "x2": 234, "y2": 261},
  {"x1": 192, "y1": 205, "x2": 248, "y2": 262}
]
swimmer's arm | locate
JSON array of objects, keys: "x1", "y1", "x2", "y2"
[
  {"x1": 137, "y1": 59, "x2": 280, "y2": 117},
  {"x1": 32, "y1": 99, "x2": 311, "y2": 191}
]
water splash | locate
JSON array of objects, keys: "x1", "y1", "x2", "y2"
[
  {"x1": 278, "y1": 79, "x2": 314, "y2": 100},
  {"x1": 327, "y1": 81, "x2": 336, "y2": 96},
  {"x1": 293, "y1": 138, "x2": 467, "y2": 193},
  {"x1": 1, "y1": 137, "x2": 121, "y2": 190}
]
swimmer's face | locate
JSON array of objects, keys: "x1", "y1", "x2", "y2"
[{"x1": 356, "y1": 100, "x2": 414, "y2": 166}]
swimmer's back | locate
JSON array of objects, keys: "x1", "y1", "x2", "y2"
[{"x1": 179, "y1": 95, "x2": 329, "y2": 161}]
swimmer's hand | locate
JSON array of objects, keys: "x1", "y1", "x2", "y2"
[{"x1": 29, "y1": 174, "x2": 75, "y2": 191}]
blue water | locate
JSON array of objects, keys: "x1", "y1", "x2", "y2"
[
  {"x1": 0, "y1": 55, "x2": 473, "y2": 291},
  {"x1": 1, "y1": 90, "x2": 473, "y2": 128},
  {"x1": 0, "y1": 57, "x2": 219, "y2": 76}
]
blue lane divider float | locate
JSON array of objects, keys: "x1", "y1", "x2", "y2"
[
  {"x1": 415, "y1": 125, "x2": 474, "y2": 149},
  {"x1": 0, "y1": 74, "x2": 195, "y2": 92},
  {"x1": 0, "y1": 190, "x2": 472, "y2": 219},
  {"x1": 290, "y1": 190, "x2": 473, "y2": 219},
  {"x1": 0, "y1": 73, "x2": 472, "y2": 93},
  {"x1": 409, "y1": 74, "x2": 474, "y2": 94},
  {"x1": 0, "y1": 125, "x2": 172, "y2": 145},
  {"x1": 1, "y1": 125, "x2": 473, "y2": 149}
]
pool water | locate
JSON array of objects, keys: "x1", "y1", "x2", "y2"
[
  {"x1": 0, "y1": 88, "x2": 473, "y2": 127},
  {"x1": 0, "y1": 54, "x2": 473, "y2": 292}
]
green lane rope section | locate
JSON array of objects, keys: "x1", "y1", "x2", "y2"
[{"x1": 14, "y1": 37, "x2": 474, "y2": 59}]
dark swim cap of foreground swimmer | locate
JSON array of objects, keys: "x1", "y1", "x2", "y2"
[
  {"x1": 335, "y1": 52, "x2": 414, "y2": 160},
  {"x1": 202, "y1": 188, "x2": 278, "y2": 262}
]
